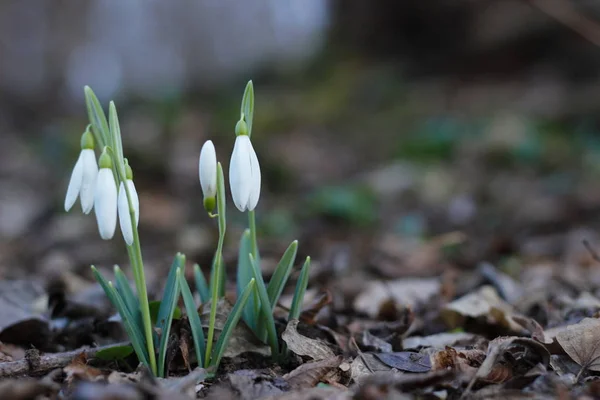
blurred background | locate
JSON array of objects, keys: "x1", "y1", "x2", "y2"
[{"x1": 2, "y1": 0, "x2": 600, "y2": 291}]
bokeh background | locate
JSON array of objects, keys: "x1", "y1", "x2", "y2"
[{"x1": 2, "y1": 0, "x2": 600, "y2": 290}]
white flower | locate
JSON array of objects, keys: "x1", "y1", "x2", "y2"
[
  {"x1": 64, "y1": 149, "x2": 98, "y2": 214},
  {"x1": 229, "y1": 135, "x2": 261, "y2": 212},
  {"x1": 118, "y1": 180, "x2": 139, "y2": 246},
  {"x1": 199, "y1": 140, "x2": 217, "y2": 211},
  {"x1": 94, "y1": 167, "x2": 117, "y2": 240}
]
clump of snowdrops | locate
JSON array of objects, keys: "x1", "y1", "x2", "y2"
[{"x1": 64, "y1": 82, "x2": 310, "y2": 377}]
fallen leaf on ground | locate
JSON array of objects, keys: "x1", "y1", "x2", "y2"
[
  {"x1": 374, "y1": 351, "x2": 431, "y2": 372},
  {"x1": 284, "y1": 356, "x2": 343, "y2": 389},
  {"x1": 64, "y1": 353, "x2": 105, "y2": 385},
  {"x1": 354, "y1": 278, "x2": 440, "y2": 318},
  {"x1": 403, "y1": 332, "x2": 477, "y2": 349},
  {"x1": 555, "y1": 317, "x2": 600, "y2": 372},
  {"x1": 282, "y1": 320, "x2": 335, "y2": 361}
]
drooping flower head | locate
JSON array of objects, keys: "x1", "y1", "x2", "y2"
[
  {"x1": 94, "y1": 149, "x2": 117, "y2": 240},
  {"x1": 118, "y1": 161, "x2": 140, "y2": 246},
  {"x1": 65, "y1": 130, "x2": 98, "y2": 214},
  {"x1": 199, "y1": 140, "x2": 217, "y2": 213},
  {"x1": 229, "y1": 119, "x2": 261, "y2": 212}
]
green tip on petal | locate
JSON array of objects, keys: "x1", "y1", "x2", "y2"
[
  {"x1": 80, "y1": 130, "x2": 95, "y2": 150},
  {"x1": 98, "y1": 148, "x2": 112, "y2": 169},
  {"x1": 235, "y1": 119, "x2": 248, "y2": 137},
  {"x1": 204, "y1": 196, "x2": 216, "y2": 214}
]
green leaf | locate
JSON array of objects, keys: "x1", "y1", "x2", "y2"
[
  {"x1": 157, "y1": 253, "x2": 186, "y2": 377},
  {"x1": 91, "y1": 266, "x2": 149, "y2": 368},
  {"x1": 95, "y1": 344, "x2": 134, "y2": 361},
  {"x1": 237, "y1": 229, "x2": 259, "y2": 331},
  {"x1": 266, "y1": 241, "x2": 298, "y2": 311},
  {"x1": 179, "y1": 272, "x2": 206, "y2": 368},
  {"x1": 84, "y1": 86, "x2": 110, "y2": 149},
  {"x1": 249, "y1": 254, "x2": 279, "y2": 356},
  {"x1": 150, "y1": 301, "x2": 182, "y2": 325},
  {"x1": 289, "y1": 257, "x2": 311, "y2": 321},
  {"x1": 193, "y1": 264, "x2": 210, "y2": 303},
  {"x1": 108, "y1": 102, "x2": 125, "y2": 177},
  {"x1": 210, "y1": 278, "x2": 256, "y2": 368},
  {"x1": 241, "y1": 80, "x2": 254, "y2": 137},
  {"x1": 113, "y1": 266, "x2": 141, "y2": 328}
]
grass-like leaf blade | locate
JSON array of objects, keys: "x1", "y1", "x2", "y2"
[
  {"x1": 84, "y1": 86, "x2": 109, "y2": 148},
  {"x1": 266, "y1": 240, "x2": 298, "y2": 311},
  {"x1": 193, "y1": 263, "x2": 210, "y2": 303},
  {"x1": 91, "y1": 266, "x2": 149, "y2": 368},
  {"x1": 237, "y1": 229, "x2": 259, "y2": 331},
  {"x1": 210, "y1": 278, "x2": 256, "y2": 369},
  {"x1": 249, "y1": 254, "x2": 279, "y2": 356},
  {"x1": 241, "y1": 80, "x2": 254, "y2": 137},
  {"x1": 179, "y1": 272, "x2": 206, "y2": 368},
  {"x1": 289, "y1": 257, "x2": 311, "y2": 321},
  {"x1": 113, "y1": 265, "x2": 141, "y2": 328},
  {"x1": 156, "y1": 253, "x2": 185, "y2": 377}
]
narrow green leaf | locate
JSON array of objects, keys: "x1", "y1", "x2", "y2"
[
  {"x1": 84, "y1": 86, "x2": 109, "y2": 148},
  {"x1": 91, "y1": 266, "x2": 149, "y2": 367},
  {"x1": 95, "y1": 344, "x2": 134, "y2": 361},
  {"x1": 289, "y1": 257, "x2": 311, "y2": 321},
  {"x1": 210, "y1": 278, "x2": 256, "y2": 368},
  {"x1": 157, "y1": 253, "x2": 186, "y2": 377},
  {"x1": 179, "y1": 272, "x2": 206, "y2": 368},
  {"x1": 194, "y1": 264, "x2": 210, "y2": 303},
  {"x1": 266, "y1": 241, "x2": 298, "y2": 311},
  {"x1": 249, "y1": 255, "x2": 279, "y2": 356},
  {"x1": 241, "y1": 80, "x2": 254, "y2": 137},
  {"x1": 113, "y1": 266, "x2": 141, "y2": 327},
  {"x1": 108, "y1": 102, "x2": 125, "y2": 176},
  {"x1": 237, "y1": 229, "x2": 258, "y2": 331}
]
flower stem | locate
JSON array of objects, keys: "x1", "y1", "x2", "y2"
[
  {"x1": 205, "y1": 217, "x2": 225, "y2": 365},
  {"x1": 248, "y1": 210, "x2": 258, "y2": 260},
  {"x1": 123, "y1": 181, "x2": 157, "y2": 376}
]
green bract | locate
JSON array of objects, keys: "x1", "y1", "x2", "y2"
[{"x1": 69, "y1": 81, "x2": 311, "y2": 378}]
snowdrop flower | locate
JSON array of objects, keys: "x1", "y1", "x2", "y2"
[
  {"x1": 118, "y1": 162, "x2": 140, "y2": 246},
  {"x1": 64, "y1": 130, "x2": 98, "y2": 214},
  {"x1": 199, "y1": 140, "x2": 217, "y2": 213},
  {"x1": 229, "y1": 120, "x2": 261, "y2": 212},
  {"x1": 94, "y1": 150, "x2": 117, "y2": 240}
]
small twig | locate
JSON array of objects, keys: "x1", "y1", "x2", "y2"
[
  {"x1": 0, "y1": 341, "x2": 128, "y2": 378},
  {"x1": 350, "y1": 337, "x2": 374, "y2": 374},
  {"x1": 583, "y1": 239, "x2": 600, "y2": 263}
]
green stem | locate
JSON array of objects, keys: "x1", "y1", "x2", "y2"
[
  {"x1": 248, "y1": 210, "x2": 258, "y2": 260},
  {"x1": 205, "y1": 223, "x2": 225, "y2": 365},
  {"x1": 123, "y1": 181, "x2": 157, "y2": 376}
]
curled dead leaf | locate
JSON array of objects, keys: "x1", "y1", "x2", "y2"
[
  {"x1": 283, "y1": 356, "x2": 343, "y2": 389},
  {"x1": 282, "y1": 320, "x2": 335, "y2": 361}
]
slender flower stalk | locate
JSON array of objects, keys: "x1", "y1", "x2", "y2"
[
  {"x1": 94, "y1": 149, "x2": 118, "y2": 240},
  {"x1": 229, "y1": 120, "x2": 261, "y2": 212},
  {"x1": 65, "y1": 130, "x2": 98, "y2": 214}
]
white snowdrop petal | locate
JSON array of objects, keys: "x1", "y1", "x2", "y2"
[
  {"x1": 230, "y1": 136, "x2": 250, "y2": 211},
  {"x1": 64, "y1": 155, "x2": 83, "y2": 212},
  {"x1": 79, "y1": 149, "x2": 98, "y2": 214},
  {"x1": 94, "y1": 168, "x2": 117, "y2": 240},
  {"x1": 247, "y1": 140, "x2": 261, "y2": 211},
  {"x1": 126, "y1": 180, "x2": 140, "y2": 226},
  {"x1": 199, "y1": 140, "x2": 217, "y2": 198},
  {"x1": 118, "y1": 182, "x2": 134, "y2": 246}
]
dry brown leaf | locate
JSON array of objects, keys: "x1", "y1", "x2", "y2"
[
  {"x1": 284, "y1": 356, "x2": 343, "y2": 390},
  {"x1": 441, "y1": 285, "x2": 522, "y2": 331},
  {"x1": 64, "y1": 353, "x2": 105, "y2": 385},
  {"x1": 513, "y1": 315, "x2": 552, "y2": 344},
  {"x1": 282, "y1": 320, "x2": 335, "y2": 361},
  {"x1": 349, "y1": 353, "x2": 393, "y2": 383},
  {"x1": 354, "y1": 278, "x2": 440, "y2": 318},
  {"x1": 555, "y1": 317, "x2": 600, "y2": 372},
  {"x1": 403, "y1": 332, "x2": 477, "y2": 350},
  {"x1": 430, "y1": 347, "x2": 483, "y2": 377}
]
